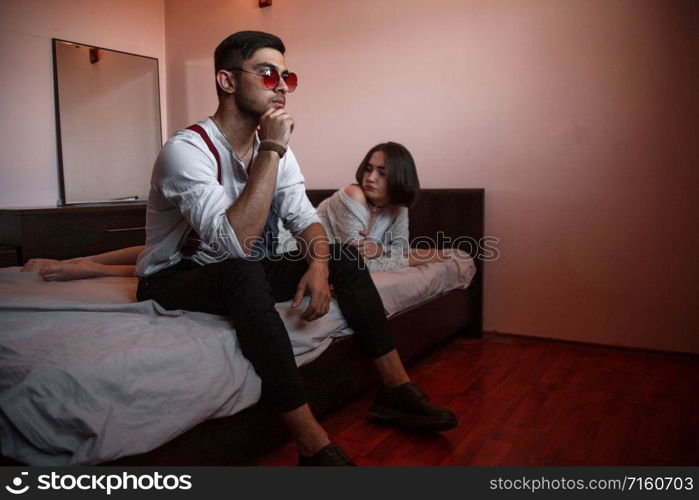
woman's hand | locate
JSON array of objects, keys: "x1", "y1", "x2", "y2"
[{"x1": 349, "y1": 231, "x2": 384, "y2": 260}]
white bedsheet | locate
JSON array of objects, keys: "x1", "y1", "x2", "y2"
[{"x1": 0, "y1": 251, "x2": 474, "y2": 465}]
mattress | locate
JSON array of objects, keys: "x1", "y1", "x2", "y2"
[{"x1": 0, "y1": 250, "x2": 474, "y2": 465}]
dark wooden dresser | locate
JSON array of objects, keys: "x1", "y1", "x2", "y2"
[{"x1": 0, "y1": 203, "x2": 146, "y2": 265}]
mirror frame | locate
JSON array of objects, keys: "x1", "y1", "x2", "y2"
[{"x1": 51, "y1": 38, "x2": 163, "y2": 205}]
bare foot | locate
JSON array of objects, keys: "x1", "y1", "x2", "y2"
[
  {"x1": 22, "y1": 259, "x2": 98, "y2": 281},
  {"x1": 21, "y1": 258, "x2": 61, "y2": 272},
  {"x1": 408, "y1": 248, "x2": 450, "y2": 266}
]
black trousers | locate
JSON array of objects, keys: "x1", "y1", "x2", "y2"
[{"x1": 137, "y1": 244, "x2": 395, "y2": 413}]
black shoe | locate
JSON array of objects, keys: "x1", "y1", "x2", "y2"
[
  {"x1": 298, "y1": 443, "x2": 356, "y2": 466},
  {"x1": 369, "y1": 382, "x2": 457, "y2": 431}
]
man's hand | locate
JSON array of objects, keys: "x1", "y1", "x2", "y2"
[
  {"x1": 225, "y1": 107, "x2": 292, "y2": 255},
  {"x1": 291, "y1": 262, "x2": 332, "y2": 321},
  {"x1": 259, "y1": 107, "x2": 294, "y2": 145},
  {"x1": 349, "y1": 230, "x2": 384, "y2": 259}
]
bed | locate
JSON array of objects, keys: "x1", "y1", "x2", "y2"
[{"x1": 0, "y1": 189, "x2": 484, "y2": 465}]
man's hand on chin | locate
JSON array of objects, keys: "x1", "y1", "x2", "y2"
[{"x1": 291, "y1": 261, "x2": 331, "y2": 321}]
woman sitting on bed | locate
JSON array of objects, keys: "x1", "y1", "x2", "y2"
[{"x1": 316, "y1": 141, "x2": 446, "y2": 272}]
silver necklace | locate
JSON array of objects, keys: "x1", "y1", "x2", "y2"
[{"x1": 211, "y1": 116, "x2": 253, "y2": 165}]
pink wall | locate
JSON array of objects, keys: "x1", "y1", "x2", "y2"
[
  {"x1": 165, "y1": 0, "x2": 698, "y2": 353},
  {"x1": 0, "y1": 0, "x2": 166, "y2": 207}
]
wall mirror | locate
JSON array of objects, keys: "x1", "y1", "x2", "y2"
[{"x1": 52, "y1": 39, "x2": 162, "y2": 204}]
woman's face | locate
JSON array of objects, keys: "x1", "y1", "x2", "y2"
[{"x1": 362, "y1": 150, "x2": 389, "y2": 206}]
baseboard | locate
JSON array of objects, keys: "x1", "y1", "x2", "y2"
[{"x1": 483, "y1": 330, "x2": 699, "y2": 358}]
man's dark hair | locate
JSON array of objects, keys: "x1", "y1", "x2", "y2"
[
  {"x1": 214, "y1": 31, "x2": 286, "y2": 97},
  {"x1": 354, "y1": 142, "x2": 420, "y2": 208}
]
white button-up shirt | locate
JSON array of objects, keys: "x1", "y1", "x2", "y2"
[{"x1": 136, "y1": 117, "x2": 319, "y2": 277}]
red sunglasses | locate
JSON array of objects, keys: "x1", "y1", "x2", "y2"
[{"x1": 231, "y1": 67, "x2": 298, "y2": 93}]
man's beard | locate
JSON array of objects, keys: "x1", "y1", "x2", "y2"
[{"x1": 234, "y1": 91, "x2": 267, "y2": 120}]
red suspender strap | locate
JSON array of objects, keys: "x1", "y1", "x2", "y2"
[
  {"x1": 187, "y1": 124, "x2": 222, "y2": 183},
  {"x1": 181, "y1": 123, "x2": 222, "y2": 256}
]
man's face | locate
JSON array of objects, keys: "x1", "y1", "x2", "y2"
[{"x1": 232, "y1": 48, "x2": 290, "y2": 117}]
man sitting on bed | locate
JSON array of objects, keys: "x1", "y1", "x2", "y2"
[{"x1": 134, "y1": 31, "x2": 456, "y2": 466}]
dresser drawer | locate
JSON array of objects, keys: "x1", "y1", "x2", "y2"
[
  {"x1": 0, "y1": 245, "x2": 19, "y2": 267},
  {"x1": 0, "y1": 204, "x2": 146, "y2": 263}
]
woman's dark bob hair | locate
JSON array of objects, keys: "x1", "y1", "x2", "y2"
[{"x1": 355, "y1": 142, "x2": 420, "y2": 208}]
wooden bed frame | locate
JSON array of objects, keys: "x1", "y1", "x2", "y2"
[{"x1": 0, "y1": 188, "x2": 484, "y2": 466}]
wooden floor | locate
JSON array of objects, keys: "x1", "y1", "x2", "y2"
[{"x1": 257, "y1": 334, "x2": 699, "y2": 466}]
